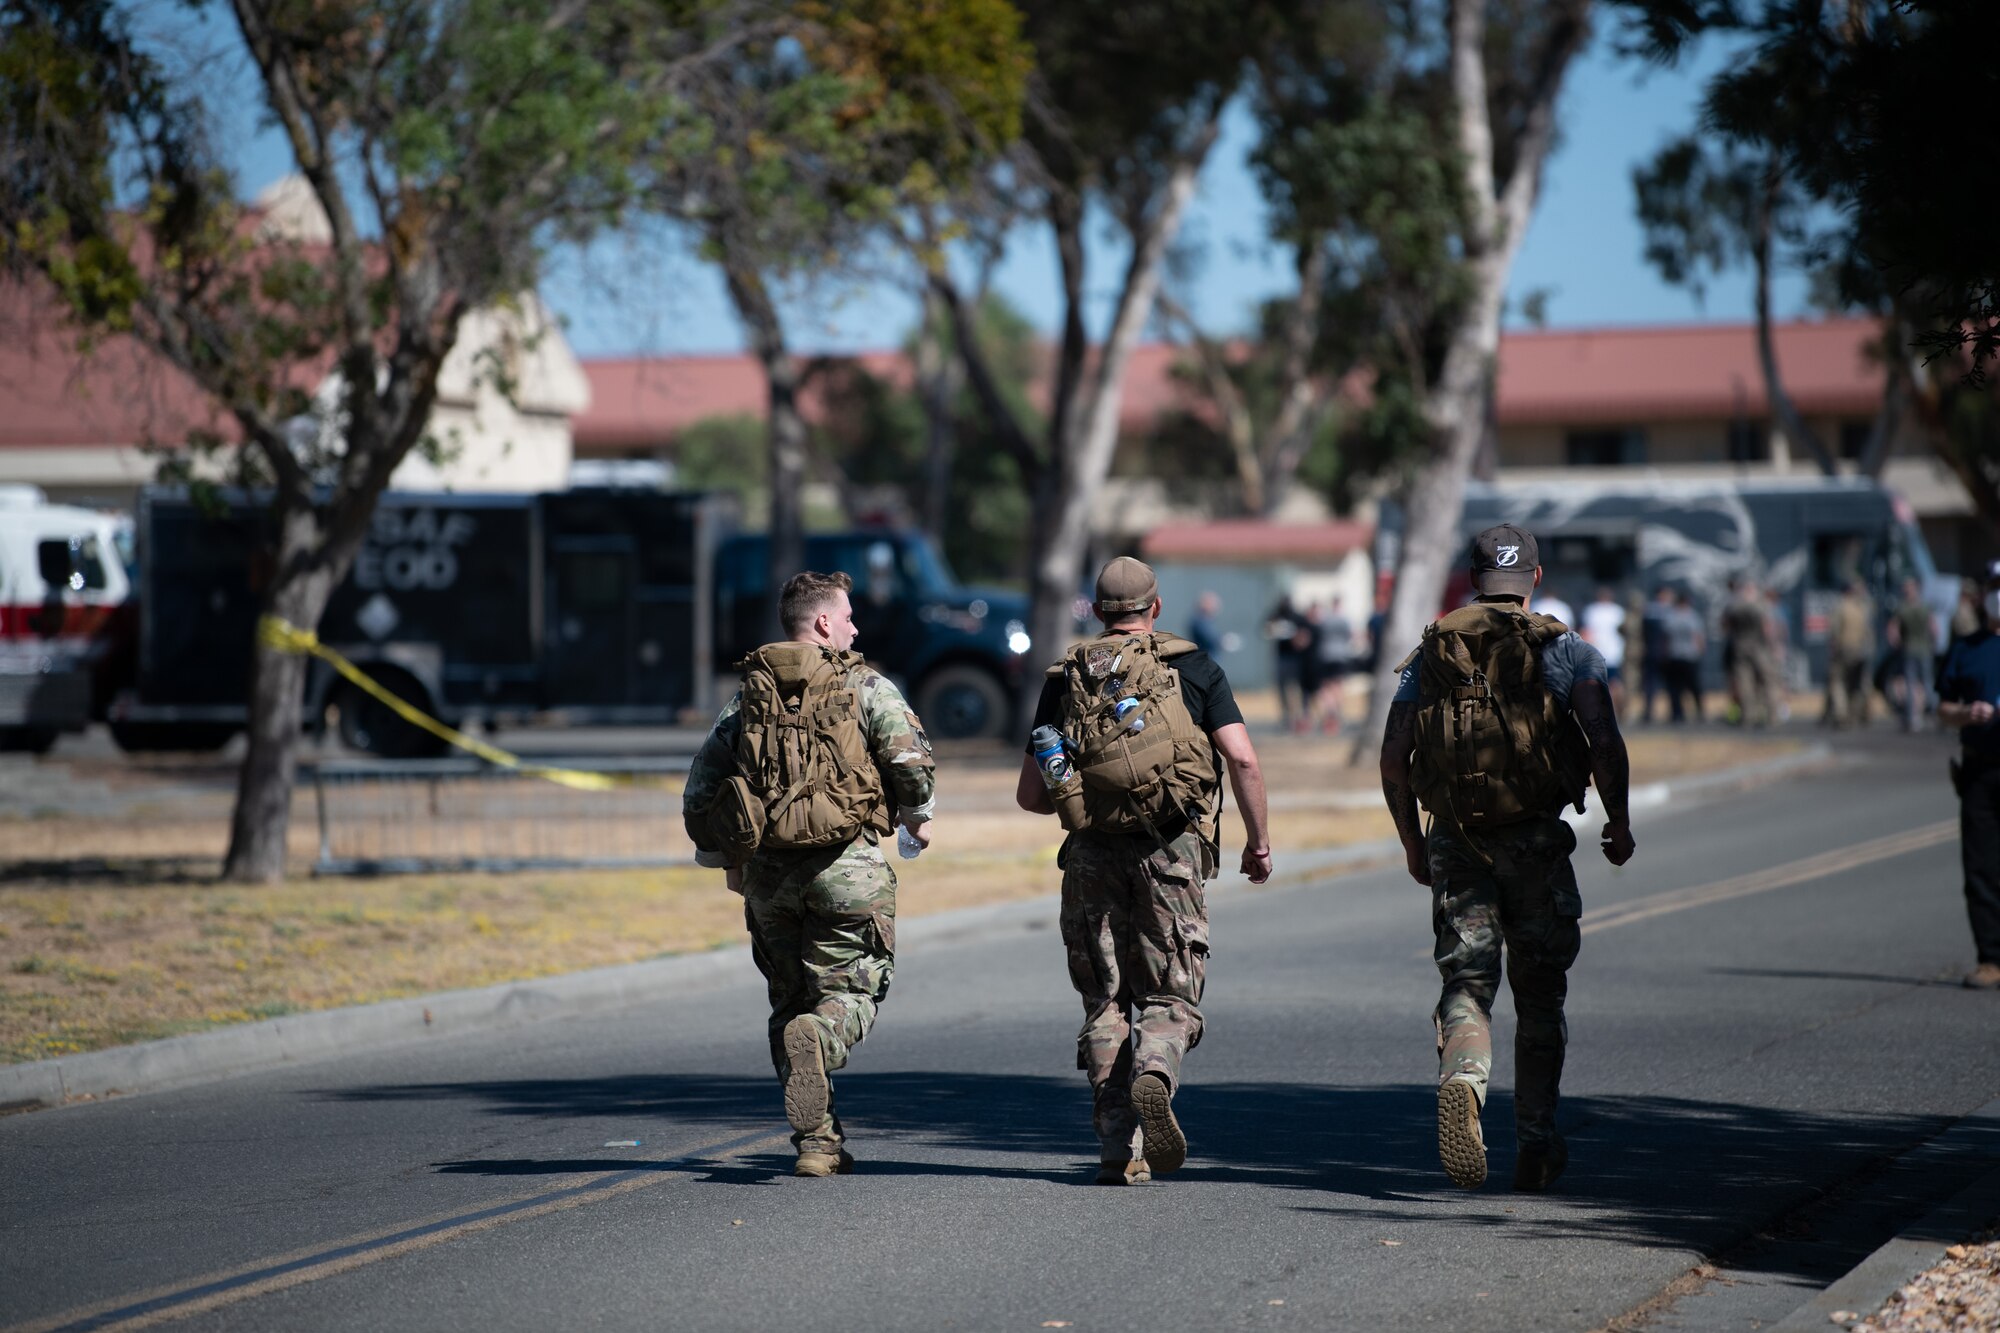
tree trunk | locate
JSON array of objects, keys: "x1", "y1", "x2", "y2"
[
  {"x1": 724, "y1": 260, "x2": 808, "y2": 619},
  {"x1": 1752, "y1": 168, "x2": 1838, "y2": 476},
  {"x1": 917, "y1": 287, "x2": 959, "y2": 542},
  {"x1": 1350, "y1": 0, "x2": 1590, "y2": 763},
  {"x1": 222, "y1": 504, "x2": 337, "y2": 883},
  {"x1": 1259, "y1": 240, "x2": 1331, "y2": 516},
  {"x1": 1021, "y1": 117, "x2": 1220, "y2": 716}
]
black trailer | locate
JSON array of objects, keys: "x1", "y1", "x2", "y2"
[{"x1": 110, "y1": 488, "x2": 727, "y2": 755}]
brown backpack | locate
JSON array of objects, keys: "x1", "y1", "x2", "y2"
[
  {"x1": 728, "y1": 642, "x2": 888, "y2": 851},
  {"x1": 1048, "y1": 632, "x2": 1215, "y2": 838},
  {"x1": 1408, "y1": 603, "x2": 1592, "y2": 830}
]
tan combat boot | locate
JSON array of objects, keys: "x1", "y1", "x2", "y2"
[
  {"x1": 782, "y1": 1016, "x2": 830, "y2": 1134},
  {"x1": 794, "y1": 1149, "x2": 855, "y2": 1178},
  {"x1": 1437, "y1": 1076, "x2": 1487, "y2": 1189},
  {"x1": 1965, "y1": 962, "x2": 2000, "y2": 990},
  {"x1": 1131, "y1": 1073, "x2": 1187, "y2": 1175},
  {"x1": 1094, "y1": 1159, "x2": 1152, "y2": 1185}
]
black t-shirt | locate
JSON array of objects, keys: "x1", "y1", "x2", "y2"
[
  {"x1": 1026, "y1": 647, "x2": 1245, "y2": 747},
  {"x1": 1940, "y1": 629, "x2": 2000, "y2": 762}
]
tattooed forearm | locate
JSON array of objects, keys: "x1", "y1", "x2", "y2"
[
  {"x1": 1378, "y1": 701, "x2": 1424, "y2": 848},
  {"x1": 1571, "y1": 681, "x2": 1630, "y2": 824}
]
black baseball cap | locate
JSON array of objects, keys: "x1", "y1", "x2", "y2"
[{"x1": 1470, "y1": 524, "x2": 1539, "y2": 597}]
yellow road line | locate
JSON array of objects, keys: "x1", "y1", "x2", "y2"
[
  {"x1": 7, "y1": 1126, "x2": 791, "y2": 1333},
  {"x1": 1579, "y1": 820, "x2": 1957, "y2": 937}
]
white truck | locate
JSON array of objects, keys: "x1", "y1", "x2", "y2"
[{"x1": 0, "y1": 486, "x2": 132, "y2": 752}]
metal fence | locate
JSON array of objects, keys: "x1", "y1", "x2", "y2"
[{"x1": 308, "y1": 756, "x2": 697, "y2": 875}]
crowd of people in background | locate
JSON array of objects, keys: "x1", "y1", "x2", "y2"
[{"x1": 1231, "y1": 569, "x2": 1982, "y2": 737}]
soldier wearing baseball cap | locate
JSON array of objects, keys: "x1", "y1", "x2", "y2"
[
  {"x1": 1016, "y1": 556, "x2": 1272, "y2": 1184},
  {"x1": 1379, "y1": 524, "x2": 1635, "y2": 1193},
  {"x1": 1933, "y1": 560, "x2": 2000, "y2": 989}
]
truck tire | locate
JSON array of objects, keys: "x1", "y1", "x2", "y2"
[
  {"x1": 108, "y1": 722, "x2": 236, "y2": 753},
  {"x1": 330, "y1": 676, "x2": 449, "y2": 760},
  {"x1": 0, "y1": 726, "x2": 59, "y2": 755},
  {"x1": 915, "y1": 664, "x2": 1010, "y2": 742}
]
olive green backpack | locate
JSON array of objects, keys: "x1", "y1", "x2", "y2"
[
  {"x1": 700, "y1": 643, "x2": 888, "y2": 858},
  {"x1": 1048, "y1": 632, "x2": 1215, "y2": 839},
  {"x1": 1408, "y1": 603, "x2": 1592, "y2": 830}
]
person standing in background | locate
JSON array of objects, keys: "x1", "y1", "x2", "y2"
[
  {"x1": 1721, "y1": 577, "x2": 1777, "y2": 728},
  {"x1": 1188, "y1": 591, "x2": 1223, "y2": 659},
  {"x1": 1888, "y1": 577, "x2": 1938, "y2": 731},
  {"x1": 1581, "y1": 587, "x2": 1628, "y2": 708},
  {"x1": 1265, "y1": 595, "x2": 1306, "y2": 732},
  {"x1": 1533, "y1": 588, "x2": 1575, "y2": 627},
  {"x1": 1933, "y1": 560, "x2": 2000, "y2": 990},
  {"x1": 1824, "y1": 580, "x2": 1876, "y2": 730},
  {"x1": 1641, "y1": 586, "x2": 1674, "y2": 724},
  {"x1": 1765, "y1": 586, "x2": 1796, "y2": 722},
  {"x1": 1663, "y1": 589, "x2": 1706, "y2": 724},
  {"x1": 1312, "y1": 597, "x2": 1356, "y2": 734}
]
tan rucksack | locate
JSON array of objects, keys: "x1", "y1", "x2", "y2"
[
  {"x1": 1407, "y1": 603, "x2": 1592, "y2": 830},
  {"x1": 1048, "y1": 632, "x2": 1215, "y2": 839},
  {"x1": 725, "y1": 642, "x2": 888, "y2": 852}
]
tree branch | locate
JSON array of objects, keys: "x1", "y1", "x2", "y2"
[
  {"x1": 926, "y1": 267, "x2": 1043, "y2": 483},
  {"x1": 1156, "y1": 288, "x2": 1261, "y2": 510}
]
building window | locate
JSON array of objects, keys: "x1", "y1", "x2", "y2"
[
  {"x1": 1564, "y1": 427, "x2": 1647, "y2": 467},
  {"x1": 1726, "y1": 419, "x2": 1768, "y2": 463}
]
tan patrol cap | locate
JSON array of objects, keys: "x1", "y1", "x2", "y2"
[{"x1": 1094, "y1": 556, "x2": 1160, "y2": 615}]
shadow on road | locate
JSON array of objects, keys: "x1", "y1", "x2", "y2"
[
  {"x1": 336, "y1": 1069, "x2": 1994, "y2": 1274},
  {"x1": 1705, "y1": 965, "x2": 1967, "y2": 988}
]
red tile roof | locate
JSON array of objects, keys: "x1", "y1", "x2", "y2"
[
  {"x1": 1142, "y1": 518, "x2": 1373, "y2": 562},
  {"x1": 0, "y1": 286, "x2": 236, "y2": 450},
  {"x1": 1494, "y1": 317, "x2": 1886, "y2": 425},
  {"x1": 575, "y1": 343, "x2": 1197, "y2": 451}
]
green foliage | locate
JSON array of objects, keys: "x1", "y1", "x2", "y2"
[
  {"x1": 1617, "y1": 0, "x2": 2000, "y2": 371},
  {"x1": 812, "y1": 293, "x2": 1039, "y2": 581},
  {"x1": 674, "y1": 413, "x2": 769, "y2": 493}
]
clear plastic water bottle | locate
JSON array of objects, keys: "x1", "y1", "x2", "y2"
[
  {"x1": 896, "y1": 825, "x2": 923, "y2": 859},
  {"x1": 1112, "y1": 697, "x2": 1145, "y2": 733}
]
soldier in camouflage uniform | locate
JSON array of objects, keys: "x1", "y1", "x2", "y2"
[
  {"x1": 1380, "y1": 526, "x2": 1635, "y2": 1193},
  {"x1": 1018, "y1": 557, "x2": 1272, "y2": 1185},
  {"x1": 683, "y1": 571, "x2": 936, "y2": 1177}
]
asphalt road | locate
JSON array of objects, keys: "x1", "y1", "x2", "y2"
[{"x1": 4, "y1": 729, "x2": 1998, "y2": 1333}]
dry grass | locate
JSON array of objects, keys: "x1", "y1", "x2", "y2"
[{"x1": 0, "y1": 727, "x2": 1797, "y2": 1064}]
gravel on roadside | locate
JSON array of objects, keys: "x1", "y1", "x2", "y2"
[{"x1": 1838, "y1": 1230, "x2": 2000, "y2": 1332}]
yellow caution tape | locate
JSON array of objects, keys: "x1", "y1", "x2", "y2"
[{"x1": 259, "y1": 615, "x2": 655, "y2": 791}]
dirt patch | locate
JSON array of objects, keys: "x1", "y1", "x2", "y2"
[{"x1": 0, "y1": 729, "x2": 1798, "y2": 1064}]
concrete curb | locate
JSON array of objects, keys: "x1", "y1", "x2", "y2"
[
  {"x1": 1769, "y1": 1097, "x2": 2000, "y2": 1331},
  {"x1": 0, "y1": 743, "x2": 1839, "y2": 1116}
]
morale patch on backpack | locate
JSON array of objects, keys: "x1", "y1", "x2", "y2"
[{"x1": 1048, "y1": 632, "x2": 1218, "y2": 855}]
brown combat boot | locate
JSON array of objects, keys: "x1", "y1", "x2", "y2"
[
  {"x1": 1094, "y1": 1158, "x2": 1152, "y2": 1185},
  {"x1": 1965, "y1": 963, "x2": 2000, "y2": 990},
  {"x1": 793, "y1": 1149, "x2": 855, "y2": 1178},
  {"x1": 782, "y1": 1016, "x2": 829, "y2": 1134},
  {"x1": 1437, "y1": 1077, "x2": 1487, "y2": 1190},
  {"x1": 1512, "y1": 1136, "x2": 1568, "y2": 1193},
  {"x1": 1131, "y1": 1073, "x2": 1187, "y2": 1175}
]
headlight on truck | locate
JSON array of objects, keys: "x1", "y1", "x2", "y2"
[{"x1": 1006, "y1": 620, "x2": 1031, "y2": 655}]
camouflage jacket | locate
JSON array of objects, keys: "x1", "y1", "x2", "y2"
[{"x1": 683, "y1": 657, "x2": 937, "y2": 868}]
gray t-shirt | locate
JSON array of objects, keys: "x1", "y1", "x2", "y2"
[{"x1": 1393, "y1": 630, "x2": 1609, "y2": 711}]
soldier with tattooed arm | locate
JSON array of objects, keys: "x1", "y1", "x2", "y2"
[{"x1": 1379, "y1": 525, "x2": 1634, "y2": 1194}]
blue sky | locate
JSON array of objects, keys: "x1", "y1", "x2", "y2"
[{"x1": 226, "y1": 23, "x2": 1809, "y2": 360}]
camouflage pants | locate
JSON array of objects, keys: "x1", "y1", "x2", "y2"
[
  {"x1": 743, "y1": 835, "x2": 896, "y2": 1153},
  {"x1": 1731, "y1": 645, "x2": 1778, "y2": 726},
  {"x1": 1059, "y1": 829, "x2": 1211, "y2": 1160},
  {"x1": 1430, "y1": 816, "x2": 1582, "y2": 1151}
]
